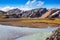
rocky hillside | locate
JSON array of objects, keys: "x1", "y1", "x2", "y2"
[
  {"x1": 46, "y1": 28, "x2": 60, "y2": 40},
  {"x1": 0, "y1": 10, "x2": 7, "y2": 15},
  {"x1": 21, "y1": 8, "x2": 47, "y2": 18},
  {"x1": 7, "y1": 8, "x2": 22, "y2": 15},
  {"x1": 0, "y1": 8, "x2": 60, "y2": 19}
]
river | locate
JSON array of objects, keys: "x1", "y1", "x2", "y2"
[{"x1": 0, "y1": 25, "x2": 57, "y2": 40}]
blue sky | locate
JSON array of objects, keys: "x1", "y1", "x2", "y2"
[{"x1": 0, "y1": 0, "x2": 60, "y2": 11}]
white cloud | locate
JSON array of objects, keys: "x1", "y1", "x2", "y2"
[
  {"x1": 37, "y1": 1, "x2": 44, "y2": 6},
  {"x1": 25, "y1": 0, "x2": 44, "y2": 8},
  {"x1": 26, "y1": 0, "x2": 30, "y2": 5},
  {"x1": 23, "y1": 0, "x2": 44, "y2": 11},
  {"x1": 19, "y1": 5, "x2": 32, "y2": 11},
  {"x1": 0, "y1": 0, "x2": 44, "y2": 11},
  {"x1": 0, "y1": 6, "x2": 32, "y2": 11},
  {"x1": 31, "y1": 0, "x2": 36, "y2": 4},
  {"x1": 0, "y1": 6, "x2": 16, "y2": 11}
]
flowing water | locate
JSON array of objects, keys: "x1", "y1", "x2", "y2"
[{"x1": 0, "y1": 25, "x2": 57, "y2": 40}]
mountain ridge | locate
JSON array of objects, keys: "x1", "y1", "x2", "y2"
[{"x1": 0, "y1": 8, "x2": 60, "y2": 19}]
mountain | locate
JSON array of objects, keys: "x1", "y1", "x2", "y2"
[
  {"x1": 48, "y1": 9, "x2": 60, "y2": 18},
  {"x1": 0, "y1": 10, "x2": 7, "y2": 15},
  {"x1": 7, "y1": 8, "x2": 22, "y2": 15},
  {"x1": 40, "y1": 9, "x2": 57, "y2": 19},
  {"x1": 0, "y1": 8, "x2": 60, "y2": 19},
  {"x1": 6, "y1": 8, "x2": 22, "y2": 18},
  {"x1": 21, "y1": 8, "x2": 47, "y2": 18},
  {"x1": 29, "y1": 8, "x2": 47, "y2": 18}
]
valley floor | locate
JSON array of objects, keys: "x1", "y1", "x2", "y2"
[{"x1": 0, "y1": 18, "x2": 60, "y2": 28}]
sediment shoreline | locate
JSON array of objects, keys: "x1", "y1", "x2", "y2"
[{"x1": 0, "y1": 18, "x2": 60, "y2": 28}]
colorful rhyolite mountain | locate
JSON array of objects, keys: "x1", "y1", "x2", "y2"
[{"x1": 0, "y1": 8, "x2": 60, "y2": 19}]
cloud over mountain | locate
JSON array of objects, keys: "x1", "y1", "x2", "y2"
[
  {"x1": 0, "y1": 6, "x2": 16, "y2": 11},
  {"x1": 25, "y1": 0, "x2": 44, "y2": 8},
  {"x1": 0, "y1": 0, "x2": 44, "y2": 11}
]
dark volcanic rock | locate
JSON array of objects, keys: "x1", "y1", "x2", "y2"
[
  {"x1": 48, "y1": 9, "x2": 60, "y2": 19},
  {"x1": 29, "y1": 8, "x2": 47, "y2": 18},
  {"x1": 21, "y1": 8, "x2": 47, "y2": 18},
  {"x1": 46, "y1": 28, "x2": 60, "y2": 40},
  {"x1": 49, "y1": 10, "x2": 60, "y2": 18}
]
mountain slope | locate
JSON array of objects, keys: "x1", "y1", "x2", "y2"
[
  {"x1": 40, "y1": 10, "x2": 57, "y2": 19},
  {"x1": 0, "y1": 8, "x2": 60, "y2": 19}
]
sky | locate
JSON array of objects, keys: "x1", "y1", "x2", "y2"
[{"x1": 0, "y1": 0, "x2": 60, "y2": 11}]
